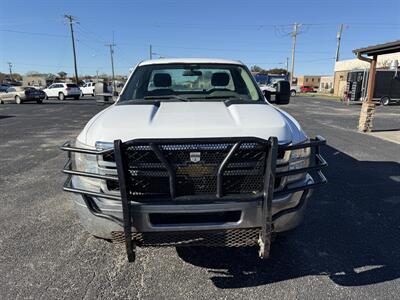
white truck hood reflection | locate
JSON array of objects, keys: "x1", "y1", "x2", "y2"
[{"x1": 79, "y1": 101, "x2": 304, "y2": 146}]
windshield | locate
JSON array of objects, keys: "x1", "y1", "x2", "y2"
[{"x1": 119, "y1": 63, "x2": 261, "y2": 102}]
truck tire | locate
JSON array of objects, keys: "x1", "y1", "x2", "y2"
[
  {"x1": 15, "y1": 95, "x2": 22, "y2": 104},
  {"x1": 74, "y1": 95, "x2": 80, "y2": 100},
  {"x1": 381, "y1": 96, "x2": 390, "y2": 106},
  {"x1": 290, "y1": 90, "x2": 296, "y2": 97},
  {"x1": 37, "y1": 99, "x2": 43, "y2": 104},
  {"x1": 58, "y1": 92, "x2": 65, "y2": 101}
]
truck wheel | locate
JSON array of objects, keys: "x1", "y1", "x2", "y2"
[
  {"x1": 290, "y1": 90, "x2": 296, "y2": 97},
  {"x1": 74, "y1": 95, "x2": 80, "y2": 100},
  {"x1": 381, "y1": 96, "x2": 390, "y2": 106},
  {"x1": 58, "y1": 92, "x2": 65, "y2": 101},
  {"x1": 15, "y1": 95, "x2": 22, "y2": 104},
  {"x1": 37, "y1": 99, "x2": 43, "y2": 104}
]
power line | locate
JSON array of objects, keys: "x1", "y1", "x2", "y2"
[
  {"x1": 75, "y1": 23, "x2": 107, "y2": 44},
  {"x1": 0, "y1": 29, "x2": 68, "y2": 38}
]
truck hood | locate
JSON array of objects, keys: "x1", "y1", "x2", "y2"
[{"x1": 79, "y1": 102, "x2": 306, "y2": 146}]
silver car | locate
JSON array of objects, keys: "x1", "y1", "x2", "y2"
[{"x1": 0, "y1": 86, "x2": 45, "y2": 104}]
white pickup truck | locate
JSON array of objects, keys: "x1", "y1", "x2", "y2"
[
  {"x1": 80, "y1": 82, "x2": 96, "y2": 97},
  {"x1": 61, "y1": 58, "x2": 327, "y2": 262},
  {"x1": 259, "y1": 82, "x2": 301, "y2": 98}
]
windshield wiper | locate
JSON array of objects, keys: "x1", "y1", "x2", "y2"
[
  {"x1": 188, "y1": 95, "x2": 251, "y2": 101},
  {"x1": 143, "y1": 95, "x2": 189, "y2": 102}
]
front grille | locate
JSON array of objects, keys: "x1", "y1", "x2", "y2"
[
  {"x1": 111, "y1": 228, "x2": 260, "y2": 247},
  {"x1": 100, "y1": 141, "x2": 288, "y2": 199},
  {"x1": 124, "y1": 142, "x2": 267, "y2": 198}
]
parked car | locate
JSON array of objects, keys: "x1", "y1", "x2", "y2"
[
  {"x1": 0, "y1": 86, "x2": 45, "y2": 104},
  {"x1": 43, "y1": 83, "x2": 80, "y2": 100},
  {"x1": 29, "y1": 84, "x2": 43, "y2": 90},
  {"x1": 300, "y1": 86, "x2": 315, "y2": 93},
  {"x1": 290, "y1": 85, "x2": 301, "y2": 96},
  {"x1": 0, "y1": 84, "x2": 10, "y2": 93},
  {"x1": 80, "y1": 82, "x2": 96, "y2": 97},
  {"x1": 60, "y1": 58, "x2": 327, "y2": 262}
]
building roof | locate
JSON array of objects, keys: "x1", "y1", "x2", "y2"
[
  {"x1": 138, "y1": 58, "x2": 244, "y2": 66},
  {"x1": 353, "y1": 40, "x2": 400, "y2": 56}
]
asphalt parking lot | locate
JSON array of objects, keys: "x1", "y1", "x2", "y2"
[{"x1": 1, "y1": 97, "x2": 399, "y2": 299}]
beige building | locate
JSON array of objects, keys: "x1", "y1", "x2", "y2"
[
  {"x1": 22, "y1": 75, "x2": 47, "y2": 88},
  {"x1": 319, "y1": 76, "x2": 334, "y2": 93},
  {"x1": 296, "y1": 75, "x2": 321, "y2": 89},
  {"x1": 333, "y1": 52, "x2": 400, "y2": 96}
]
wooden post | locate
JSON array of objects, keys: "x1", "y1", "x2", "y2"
[
  {"x1": 358, "y1": 55, "x2": 377, "y2": 132},
  {"x1": 366, "y1": 55, "x2": 377, "y2": 103}
]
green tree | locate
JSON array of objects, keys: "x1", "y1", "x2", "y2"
[
  {"x1": 250, "y1": 65, "x2": 268, "y2": 74},
  {"x1": 266, "y1": 68, "x2": 288, "y2": 75},
  {"x1": 57, "y1": 71, "x2": 67, "y2": 78},
  {"x1": 11, "y1": 73, "x2": 23, "y2": 81}
]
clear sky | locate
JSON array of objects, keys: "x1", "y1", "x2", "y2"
[{"x1": 1, "y1": 0, "x2": 399, "y2": 77}]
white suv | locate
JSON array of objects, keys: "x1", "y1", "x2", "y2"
[
  {"x1": 43, "y1": 83, "x2": 81, "y2": 100},
  {"x1": 80, "y1": 82, "x2": 96, "y2": 97}
]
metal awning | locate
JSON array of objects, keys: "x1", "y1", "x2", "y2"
[{"x1": 353, "y1": 40, "x2": 400, "y2": 56}]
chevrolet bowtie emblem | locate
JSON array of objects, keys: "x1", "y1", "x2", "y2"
[{"x1": 189, "y1": 152, "x2": 201, "y2": 163}]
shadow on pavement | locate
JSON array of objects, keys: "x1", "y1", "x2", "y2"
[
  {"x1": 176, "y1": 145, "x2": 400, "y2": 288},
  {"x1": 371, "y1": 128, "x2": 400, "y2": 132},
  {"x1": 0, "y1": 115, "x2": 15, "y2": 120}
]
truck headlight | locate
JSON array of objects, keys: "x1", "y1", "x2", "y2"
[
  {"x1": 72, "y1": 140, "x2": 100, "y2": 188},
  {"x1": 287, "y1": 147, "x2": 310, "y2": 183}
]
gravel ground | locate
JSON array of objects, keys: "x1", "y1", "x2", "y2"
[{"x1": 0, "y1": 97, "x2": 399, "y2": 299}]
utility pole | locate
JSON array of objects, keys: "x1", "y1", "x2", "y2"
[
  {"x1": 335, "y1": 24, "x2": 344, "y2": 62},
  {"x1": 290, "y1": 23, "x2": 301, "y2": 85},
  {"x1": 64, "y1": 14, "x2": 79, "y2": 84},
  {"x1": 286, "y1": 57, "x2": 289, "y2": 74},
  {"x1": 149, "y1": 44, "x2": 153, "y2": 59},
  {"x1": 106, "y1": 38, "x2": 116, "y2": 95},
  {"x1": 7, "y1": 62, "x2": 13, "y2": 80}
]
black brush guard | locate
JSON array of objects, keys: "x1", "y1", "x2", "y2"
[{"x1": 61, "y1": 136, "x2": 327, "y2": 262}]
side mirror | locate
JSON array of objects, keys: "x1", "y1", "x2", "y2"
[
  {"x1": 275, "y1": 81, "x2": 290, "y2": 105},
  {"x1": 263, "y1": 90, "x2": 272, "y2": 102}
]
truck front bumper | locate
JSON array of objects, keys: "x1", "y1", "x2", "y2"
[{"x1": 71, "y1": 175, "x2": 313, "y2": 240}]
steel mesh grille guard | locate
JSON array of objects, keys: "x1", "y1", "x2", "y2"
[
  {"x1": 60, "y1": 136, "x2": 327, "y2": 262},
  {"x1": 120, "y1": 141, "x2": 268, "y2": 199}
]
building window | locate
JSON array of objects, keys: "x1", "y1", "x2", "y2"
[
  {"x1": 312, "y1": 78, "x2": 314, "y2": 82},
  {"x1": 306, "y1": 78, "x2": 308, "y2": 82}
]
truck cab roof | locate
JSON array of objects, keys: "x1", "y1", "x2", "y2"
[{"x1": 138, "y1": 58, "x2": 244, "y2": 66}]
